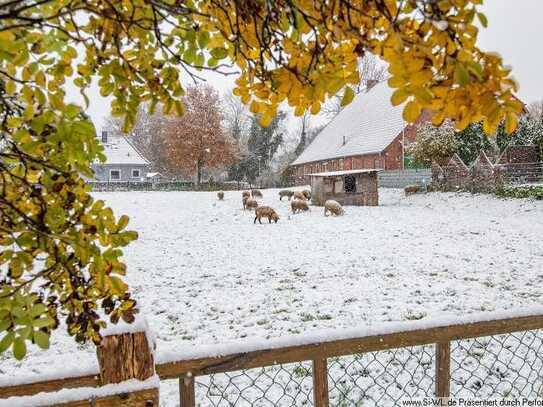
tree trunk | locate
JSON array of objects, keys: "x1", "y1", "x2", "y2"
[{"x1": 196, "y1": 160, "x2": 203, "y2": 187}]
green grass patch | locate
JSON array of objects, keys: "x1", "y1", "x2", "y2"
[{"x1": 496, "y1": 184, "x2": 543, "y2": 200}]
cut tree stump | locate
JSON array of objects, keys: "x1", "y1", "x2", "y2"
[
  {"x1": 96, "y1": 331, "x2": 155, "y2": 385},
  {"x1": 93, "y1": 330, "x2": 158, "y2": 406}
]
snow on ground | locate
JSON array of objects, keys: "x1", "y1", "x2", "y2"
[{"x1": 2, "y1": 188, "x2": 543, "y2": 405}]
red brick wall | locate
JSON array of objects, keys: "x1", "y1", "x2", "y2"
[
  {"x1": 291, "y1": 113, "x2": 430, "y2": 185},
  {"x1": 498, "y1": 145, "x2": 540, "y2": 164}
]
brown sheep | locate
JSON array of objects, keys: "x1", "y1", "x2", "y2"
[
  {"x1": 404, "y1": 184, "x2": 422, "y2": 196},
  {"x1": 251, "y1": 189, "x2": 263, "y2": 198},
  {"x1": 217, "y1": 191, "x2": 224, "y2": 200},
  {"x1": 279, "y1": 190, "x2": 294, "y2": 200},
  {"x1": 293, "y1": 191, "x2": 306, "y2": 201},
  {"x1": 254, "y1": 206, "x2": 279, "y2": 224},
  {"x1": 242, "y1": 190, "x2": 251, "y2": 199},
  {"x1": 302, "y1": 189, "x2": 311, "y2": 200},
  {"x1": 245, "y1": 198, "x2": 258, "y2": 211},
  {"x1": 324, "y1": 200, "x2": 345, "y2": 216},
  {"x1": 291, "y1": 199, "x2": 309, "y2": 214}
]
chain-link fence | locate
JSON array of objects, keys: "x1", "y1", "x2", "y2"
[
  {"x1": 451, "y1": 330, "x2": 543, "y2": 398},
  {"x1": 191, "y1": 329, "x2": 543, "y2": 406},
  {"x1": 327, "y1": 345, "x2": 434, "y2": 405},
  {"x1": 196, "y1": 362, "x2": 314, "y2": 406}
]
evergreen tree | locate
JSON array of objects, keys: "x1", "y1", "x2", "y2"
[
  {"x1": 245, "y1": 112, "x2": 286, "y2": 181},
  {"x1": 455, "y1": 122, "x2": 493, "y2": 164}
]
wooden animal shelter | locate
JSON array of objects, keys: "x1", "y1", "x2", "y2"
[{"x1": 309, "y1": 169, "x2": 380, "y2": 206}]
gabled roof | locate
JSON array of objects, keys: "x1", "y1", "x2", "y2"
[
  {"x1": 100, "y1": 135, "x2": 149, "y2": 165},
  {"x1": 292, "y1": 81, "x2": 406, "y2": 166}
]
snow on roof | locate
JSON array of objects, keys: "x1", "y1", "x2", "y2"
[
  {"x1": 100, "y1": 135, "x2": 149, "y2": 165},
  {"x1": 309, "y1": 169, "x2": 381, "y2": 177},
  {"x1": 292, "y1": 81, "x2": 406, "y2": 166}
]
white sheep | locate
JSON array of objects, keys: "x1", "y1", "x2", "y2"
[{"x1": 324, "y1": 200, "x2": 344, "y2": 216}]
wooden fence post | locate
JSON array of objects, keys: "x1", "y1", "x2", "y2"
[
  {"x1": 96, "y1": 329, "x2": 159, "y2": 406},
  {"x1": 435, "y1": 341, "x2": 451, "y2": 398},
  {"x1": 312, "y1": 358, "x2": 329, "y2": 407},
  {"x1": 179, "y1": 374, "x2": 196, "y2": 407}
]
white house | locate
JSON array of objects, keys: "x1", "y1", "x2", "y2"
[{"x1": 91, "y1": 131, "x2": 150, "y2": 182}]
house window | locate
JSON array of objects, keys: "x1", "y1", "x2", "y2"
[
  {"x1": 109, "y1": 169, "x2": 121, "y2": 181},
  {"x1": 339, "y1": 158, "x2": 344, "y2": 170},
  {"x1": 344, "y1": 175, "x2": 356, "y2": 193},
  {"x1": 374, "y1": 159, "x2": 383, "y2": 169},
  {"x1": 132, "y1": 169, "x2": 141, "y2": 178}
]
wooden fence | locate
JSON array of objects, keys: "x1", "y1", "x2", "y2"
[{"x1": 2, "y1": 311, "x2": 543, "y2": 406}]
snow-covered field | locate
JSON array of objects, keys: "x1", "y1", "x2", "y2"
[{"x1": 2, "y1": 188, "x2": 543, "y2": 405}]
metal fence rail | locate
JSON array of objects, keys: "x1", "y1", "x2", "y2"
[
  {"x1": 378, "y1": 169, "x2": 432, "y2": 189},
  {"x1": 87, "y1": 180, "x2": 248, "y2": 192}
]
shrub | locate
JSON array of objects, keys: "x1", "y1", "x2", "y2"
[{"x1": 495, "y1": 185, "x2": 543, "y2": 200}]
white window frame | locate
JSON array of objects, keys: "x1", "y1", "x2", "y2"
[
  {"x1": 131, "y1": 169, "x2": 141, "y2": 178},
  {"x1": 109, "y1": 169, "x2": 121, "y2": 181}
]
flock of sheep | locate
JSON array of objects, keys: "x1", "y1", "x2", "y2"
[{"x1": 216, "y1": 188, "x2": 345, "y2": 224}]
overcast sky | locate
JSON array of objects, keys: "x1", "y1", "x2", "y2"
[{"x1": 74, "y1": 2, "x2": 543, "y2": 130}]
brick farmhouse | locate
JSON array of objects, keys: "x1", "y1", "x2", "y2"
[{"x1": 291, "y1": 81, "x2": 429, "y2": 185}]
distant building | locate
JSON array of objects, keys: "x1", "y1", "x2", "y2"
[
  {"x1": 145, "y1": 172, "x2": 164, "y2": 183},
  {"x1": 290, "y1": 81, "x2": 429, "y2": 185},
  {"x1": 92, "y1": 130, "x2": 150, "y2": 182},
  {"x1": 309, "y1": 169, "x2": 380, "y2": 207}
]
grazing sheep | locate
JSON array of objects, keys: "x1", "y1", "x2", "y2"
[
  {"x1": 245, "y1": 198, "x2": 258, "y2": 211},
  {"x1": 254, "y1": 206, "x2": 279, "y2": 224},
  {"x1": 293, "y1": 191, "x2": 306, "y2": 201},
  {"x1": 279, "y1": 190, "x2": 294, "y2": 200},
  {"x1": 242, "y1": 190, "x2": 251, "y2": 199},
  {"x1": 404, "y1": 184, "x2": 422, "y2": 196},
  {"x1": 291, "y1": 199, "x2": 309, "y2": 214},
  {"x1": 251, "y1": 189, "x2": 263, "y2": 198},
  {"x1": 302, "y1": 189, "x2": 311, "y2": 200},
  {"x1": 324, "y1": 200, "x2": 345, "y2": 216},
  {"x1": 217, "y1": 191, "x2": 224, "y2": 200}
]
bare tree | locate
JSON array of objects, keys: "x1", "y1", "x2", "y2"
[
  {"x1": 321, "y1": 54, "x2": 388, "y2": 118},
  {"x1": 527, "y1": 101, "x2": 543, "y2": 122},
  {"x1": 223, "y1": 92, "x2": 251, "y2": 144},
  {"x1": 104, "y1": 104, "x2": 169, "y2": 173}
]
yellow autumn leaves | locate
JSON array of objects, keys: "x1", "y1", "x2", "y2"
[
  {"x1": 206, "y1": 0, "x2": 521, "y2": 133},
  {"x1": 0, "y1": 0, "x2": 524, "y2": 358}
]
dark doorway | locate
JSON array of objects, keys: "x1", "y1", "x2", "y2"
[{"x1": 344, "y1": 175, "x2": 356, "y2": 193}]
